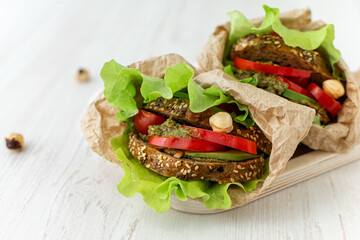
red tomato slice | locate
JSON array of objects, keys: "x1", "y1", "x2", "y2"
[
  {"x1": 187, "y1": 126, "x2": 257, "y2": 154},
  {"x1": 233, "y1": 57, "x2": 312, "y2": 79},
  {"x1": 133, "y1": 109, "x2": 166, "y2": 134},
  {"x1": 279, "y1": 76, "x2": 314, "y2": 99},
  {"x1": 148, "y1": 136, "x2": 227, "y2": 152},
  {"x1": 286, "y1": 76, "x2": 309, "y2": 88},
  {"x1": 307, "y1": 83, "x2": 343, "y2": 116}
]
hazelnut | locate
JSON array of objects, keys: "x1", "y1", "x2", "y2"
[
  {"x1": 5, "y1": 133, "x2": 24, "y2": 151},
  {"x1": 76, "y1": 68, "x2": 90, "y2": 82},
  {"x1": 322, "y1": 79, "x2": 345, "y2": 99},
  {"x1": 209, "y1": 112, "x2": 233, "y2": 133}
]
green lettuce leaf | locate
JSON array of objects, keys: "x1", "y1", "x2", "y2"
[
  {"x1": 101, "y1": 61, "x2": 194, "y2": 121},
  {"x1": 112, "y1": 133, "x2": 269, "y2": 213},
  {"x1": 229, "y1": 100, "x2": 255, "y2": 128},
  {"x1": 165, "y1": 62, "x2": 194, "y2": 93},
  {"x1": 101, "y1": 60, "x2": 143, "y2": 121},
  {"x1": 187, "y1": 78, "x2": 255, "y2": 128},
  {"x1": 312, "y1": 115, "x2": 321, "y2": 126},
  {"x1": 223, "y1": 65, "x2": 258, "y2": 86},
  {"x1": 101, "y1": 60, "x2": 255, "y2": 127},
  {"x1": 225, "y1": 5, "x2": 341, "y2": 76},
  {"x1": 140, "y1": 75, "x2": 173, "y2": 103},
  {"x1": 188, "y1": 79, "x2": 229, "y2": 113}
]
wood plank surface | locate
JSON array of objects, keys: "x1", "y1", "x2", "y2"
[{"x1": 0, "y1": 0, "x2": 359, "y2": 239}]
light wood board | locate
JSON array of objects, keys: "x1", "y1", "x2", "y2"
[{"x1": 170, "y1": 145, "x2": 360, "y2": 214}]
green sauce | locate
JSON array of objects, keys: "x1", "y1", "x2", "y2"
[
  {"x1": 148, "y1": 118, "x2": 191, "y2": 138},
  {"x1": 234, "y1": 69, "x2": 288, "y2": 95}
]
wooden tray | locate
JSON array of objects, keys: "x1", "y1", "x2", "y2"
[{"x1": 170, "y1": 145, "x2": 360, "y2": 214}]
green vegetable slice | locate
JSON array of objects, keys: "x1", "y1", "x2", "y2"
[
  {"x1": 185, "y1": 150, "x2": 259, "y2": 161},
  {"x1": 282, "y1": 89, "x2": 318, "y2": 105}
]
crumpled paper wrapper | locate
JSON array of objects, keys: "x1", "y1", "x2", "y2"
[
  {"x1": 197, "y1": 8, "x2": 360, "y2": 153},
  {"x1": 81, "y1": 53, "x2": 315, "y2": 209}
]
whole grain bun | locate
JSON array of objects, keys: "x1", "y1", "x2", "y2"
[{"x1": 128, "y1": 133, "x2": 265, "y2": 184}]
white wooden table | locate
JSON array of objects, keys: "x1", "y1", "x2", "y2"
[{"x1": 1, "y1": 0, "x2": 359, "y2": 239}]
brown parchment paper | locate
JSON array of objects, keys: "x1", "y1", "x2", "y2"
[
  {"x1": 197, "y1": 8, "x2": 360, "y2": 153},
  {"x1": 81, "y1": 53, "x2": 315, "y2": 209}
]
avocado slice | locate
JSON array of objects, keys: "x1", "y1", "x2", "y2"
[
  {"x1": 185, "y1": 150, "x2": 259, "y2": 161},
  {"x1": 282, "y1": 89, "x2": 318, "y2": 105}
]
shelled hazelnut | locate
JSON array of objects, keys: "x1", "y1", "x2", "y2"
[
  {"x1": 322, "y1": 79, "x2": 345, "y2": 99},
  {"x1": 76, "y1": 68, "x2": 90, "y2": 82},
  {"x1": 209, "y1": 112, "x2": 233, "y2": 133},
  {"x1": 5, "y1": 133, "x2": 24, "y2": 151}
]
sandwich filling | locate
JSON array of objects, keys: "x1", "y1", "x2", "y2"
[{"x1": 130, "y1": 96, "x2": 271, "y2": 184}]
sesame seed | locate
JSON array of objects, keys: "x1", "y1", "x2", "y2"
[
  {"x1": 185, "y1": 163, "x2": 190, "y2": 169},
  {"x1": 209, "y1": 166, "x2": 212, "y2": 170},
  {"x1": 233, "y1": 170, "x2": 239, "y2": 173},
  {"x1": 194, "y1": 166, "x2": 199, "y2": 171},
  {"x1": 191, "y1": 174, "x2": 197, "y2": 177},
  {"x1": 180, "y1": 169, "x2": 184, "y2": 173},
  {"x1": 200, "y1": 176, "x2": 204, "y2": 180},
  {"x1": 146, "y1": 164, "x2": 150, "y2": 168},
  {"x1": 237, "y1": 165, "x2": 241, "y2": 169},
  {"x1": 240, "y1": 174, "x2": 244, "y2": 178},
  {"x1": 249, "y1": 172, "x2": 252, "y2": 176},
  {"x1": 183, "y1": 171, "x2": 187, "y2": 175},
  {"x1": 230, "y1": 178, "x2": 235, "y2": 182},
  {"x1": 166, "y1": 163, "x2": 169, "y2": 167},
  {"x1": 247, "y1": 177, "x2": 251, "y2": 180},
  {"x1": 245, "y1": 172, "x2": 248, "y2": 178},
  {"x1": 187, "y1": 169, "x2": 191, "y2": 173},
  {"x1": 250, "y1": 165, "x2": 254, "y2": 169}
]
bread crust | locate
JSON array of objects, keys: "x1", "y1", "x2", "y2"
[
  {"x1": 128, "y1": 133, "x2": 265, "y2": 184},
  {"x1": 231, "y1": 34, "x2": 333, "y2": 84}
]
